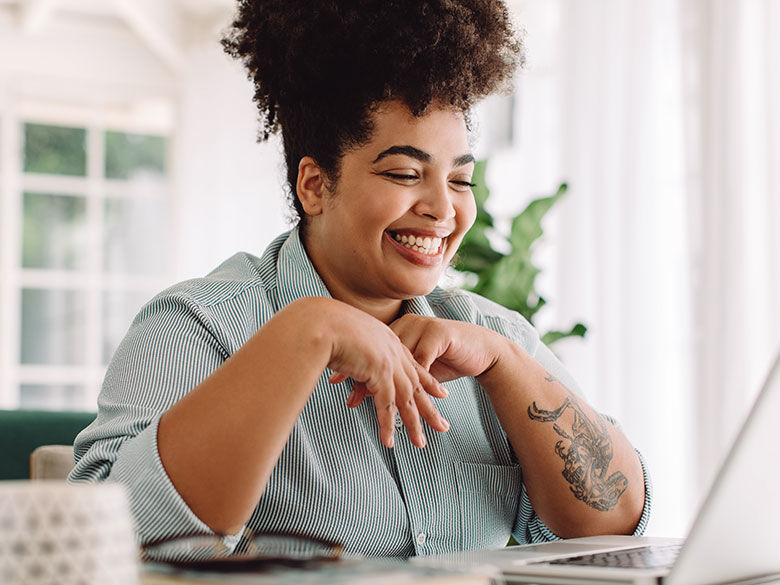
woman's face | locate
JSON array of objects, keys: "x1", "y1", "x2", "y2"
[{"x1": 302, "y1": 100, "x2": 476, "y2": 313}]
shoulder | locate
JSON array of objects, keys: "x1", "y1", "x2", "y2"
[
  {"x1": 166, "y1": 252, "x2": 268, "y2": 308},
  {"x1": 144, "y1": 232, "x2": 289, "y2": 313},
  {"x1": 426, "y1": 287, "x2": 540, "y2": 352},
  {"x1": 426, "y1": 286, "x2": 526, "y2": 324},
  {"x1": 127, "y1": 233, "x2": 292, "y2": 352}
]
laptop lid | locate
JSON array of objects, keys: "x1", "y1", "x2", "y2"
[{"x1": 665, "y1": 352, "x2": 780, "y2": 585}]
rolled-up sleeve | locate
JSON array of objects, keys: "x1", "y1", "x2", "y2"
[{"x1": 68, "y1": 292, "x2": 240, "y2": 546}]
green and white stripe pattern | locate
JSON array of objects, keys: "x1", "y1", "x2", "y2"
[{"x1": 70, "y1": 228, "x2": 651, "y2": 557}]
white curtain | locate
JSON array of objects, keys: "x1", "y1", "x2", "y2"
[{"x1": 495, "y1": 0, "x2": 780, "y2": 536}]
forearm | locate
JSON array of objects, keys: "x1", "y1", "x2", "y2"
[
  {"x1": 477, "y1": 338, "x2": 645, "y2": 538},
  {"x1": 157, "y1": 298, "x2": 333, "y2": 535}
]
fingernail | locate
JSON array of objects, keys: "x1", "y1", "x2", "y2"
[
  {"x1": 346, "y1": 392, "x2": 356, "y2": 407},
  {"x1": 439, "y1": 384, "x2": 449, "y2": 396},
  {"x1": 441, "y1": 418, "x2": 450, "y2": 431},
  {"x1": 418, "y1": 433, "x2": 427, "y2": 448},
  {"x1": 388, "y1": 434, "x2": 395, "y2": 449}
]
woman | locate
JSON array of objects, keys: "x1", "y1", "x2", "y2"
[{"x1": 71, "y1": 0, "x2": 651, "y2": 556}]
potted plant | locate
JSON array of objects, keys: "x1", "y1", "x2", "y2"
[{"x1": 453, "y1": 160, "x2": 586, "y2": 347}]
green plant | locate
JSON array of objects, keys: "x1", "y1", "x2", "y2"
[{"x1": 454, "y1": 160, "x2": 587, "y2": 346}]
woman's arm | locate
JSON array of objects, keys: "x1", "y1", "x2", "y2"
[
  {"x1": 475, "y1": 337, "x2": 645, "y2": 538},
  {"x1": 157, "y1": 296, "x2": 448, "y2": 535},
  {"x1": 388, "y1": 314, "x2": 645, "y2": 539}
]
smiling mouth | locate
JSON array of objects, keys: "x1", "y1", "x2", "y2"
[{"x1": 390, "y1": 232, "x2": 444, "y2": 256}]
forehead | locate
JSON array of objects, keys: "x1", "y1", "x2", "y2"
[{"x1": 361, "y1": 101, "x2": 471, "y2": 160}]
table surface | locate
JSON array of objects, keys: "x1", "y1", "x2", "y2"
[{"x1": 139, "y1": 559, "x2": 496, "y2": 585}]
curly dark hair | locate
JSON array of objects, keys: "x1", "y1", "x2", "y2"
[{"x1": 222, "y1": 0, "x2": 524, "y2": 224}]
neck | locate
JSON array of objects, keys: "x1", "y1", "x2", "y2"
[{"x1": 299, "y1": 230, "x2": 404, "y2": 325}]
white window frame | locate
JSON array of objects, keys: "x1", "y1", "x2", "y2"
[{"x1": 0, "y1": 95, "x2": 174, "y2": 410}]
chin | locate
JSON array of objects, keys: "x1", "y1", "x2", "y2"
[{"x1": 393, "y1": 280, "x2": 439, "y2": 299}]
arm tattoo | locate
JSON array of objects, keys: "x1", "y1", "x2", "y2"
[{"x1": 528, "y1": 380, "x2": 628, "y2": 511}]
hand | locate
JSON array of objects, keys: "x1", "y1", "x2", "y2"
[
  {"x1": 320, "y1": 300, "x2": 450, "y2": 449},
  {"x1": 343, "y1": 314, "x2": 507, "y2": 410},
  {"x1": 390, "y1": 314, "x2": 506, "y2": 382}
]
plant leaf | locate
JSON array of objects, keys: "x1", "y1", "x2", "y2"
[
  {"x1": 454, "y1": 240, "x2": 503, "y2": 274},
  {"x1": 480, "y1": 254, "x2": 539, "y2": 319},
  {"x1": 452, "y1": 173, "x2": 585, "y2": 348},
  {"x1": 540, "y1": 322, "x2": 588, "y2": 346},
  {"x1": 509, "y1": 182, "x2": 567, "y2": 252}
]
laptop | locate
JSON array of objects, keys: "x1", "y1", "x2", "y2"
[{"x1": 415, "y1": 352, "x2": 780, "y2": 585}]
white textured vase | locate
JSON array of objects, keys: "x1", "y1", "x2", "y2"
[{"x1": 0, "y1": 481, "x2": 139, "y2": 585}]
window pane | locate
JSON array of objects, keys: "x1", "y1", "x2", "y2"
[
  {"x1": 20, "y1": 384, "x2": 85, "y2": 410},
  {"x1": 24, "y1": 123, "x2": 87, "y2": 176},
  {"x1": 22, "y1": 192, "x2": 88, "y2": 270},
  {"x1": 105, "y1": 131, "x2": 166, "y2": 180},
  {"x1": 103, "y1": 197, "x2": 169, "y2": 274},
  {"x1": 102, "y1": 290, "x2": 151, "y2": 363},
  {"x1": 21, "y1": 288, "x2": 87, "y2": 365}
]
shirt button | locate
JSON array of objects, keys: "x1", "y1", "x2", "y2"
[
  {"x1": 416, "y1": 532, "x2": 427, "y2": 546},
  {"x1": 394, "y1": 412, "x2": 403, "y2": 429}
]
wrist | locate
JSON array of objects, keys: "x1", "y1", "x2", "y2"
[
  {"x1": 475, "y1": 333, "x2": 519, "y2": 390},
  {"x1": 275, "y1": 297, "x2": 337, "y2": 370}
]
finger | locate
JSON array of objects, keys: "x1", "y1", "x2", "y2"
[
  {"x1": 394, "y1": 372, "x2": 427, "y2": 448},
  {"x1": 372, "y1": 389, "x2": 397, "y2": 449},
  {"x1": 389, "y1": 319, "x2": 425, "y2": 361},
  {"x1": 329, "y1": 371, "x2": 348, "y2": 384},
  {"x1": 391, "y1": 317, "x2": 443, "y2": 372},
  {"x1": 346, "y1": 383, "x2": 368, "y2": 408},
  {"x1": 412, "y1": 383, "x2": 450, "y2": 433},
  {"x1": 414, "y1": 360, "x2": 449, "y2": 399},
  {"x1": 405, "y1": 355, "x2": 449, "y2": 431},
  {"x1": 410, "y1": 334, "x2": 445, "y2": 372}
]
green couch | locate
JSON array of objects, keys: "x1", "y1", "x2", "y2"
[{"x1": 0, "y1": 409, "x2": 96, "y2": 480}]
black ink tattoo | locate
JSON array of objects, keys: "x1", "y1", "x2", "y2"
[{"x1": 528, "y1": 388, "x2": 628, "y2": 511}]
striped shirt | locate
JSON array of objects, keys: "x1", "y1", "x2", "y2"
[{"x1": 70, "y1": 227, "x2": 652, "y2": 556}]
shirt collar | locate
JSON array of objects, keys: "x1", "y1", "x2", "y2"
[
  {"x1": 274, "y1": 226, "x2": 333, "y2": 309},
  {"x1": 401, "y1": 294, "x2": 437, "y2": 319}
]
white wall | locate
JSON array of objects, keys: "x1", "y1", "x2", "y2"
[
  {"x1": 172, "y1": 41, "x2": 287, "y2": 281},
  {"x1": 0, "y1": 10, "x2": 176, "y2": 107}
]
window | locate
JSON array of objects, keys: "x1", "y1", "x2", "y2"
[{"x1": 0, "y1": 103, "x2": 173, "y2": 410}]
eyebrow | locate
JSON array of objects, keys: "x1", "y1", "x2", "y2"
[
  {"x1": 372, "y1": 145, "x2": 475, "y2": 168},
  {"x1": 373, "y1": 145, "x2": 430, "y2": 164},
  {"x1": 453, "y1": 153, "x2": 476, "y2": 167}
]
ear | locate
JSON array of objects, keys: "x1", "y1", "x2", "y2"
[{"x1": 296, "y1": 156, "x2": 328, "y2": 216}]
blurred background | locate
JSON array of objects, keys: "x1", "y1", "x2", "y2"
[{"x1": 0, "y1": 0, "x2": 778, "y2": 539}]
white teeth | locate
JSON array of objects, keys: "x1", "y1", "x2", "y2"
[{"x1": 392, "y1": 233, "x2": 444, "y2": 256}]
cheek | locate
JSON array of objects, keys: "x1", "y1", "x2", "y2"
[{"x1": 457, "y1": 195, "x2": 478, "y2": 234}]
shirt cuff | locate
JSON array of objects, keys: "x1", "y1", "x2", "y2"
[
  {"x1": 514, "y1": 448, "x2": 653, "y2": 542},
  {"x1": 108, "y1": 412, "x2": 245, "y2": 550},
  {"x1": 632, "y1": 448, "x2": 653, "y2": 535}
]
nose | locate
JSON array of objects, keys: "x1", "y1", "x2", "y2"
[{"x1": 414, "y1": 179, "x2": 456, "y2": 221}]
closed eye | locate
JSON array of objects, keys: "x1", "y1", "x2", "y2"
[
  {"x1": 380, "y1": 172, "x2": 418, "y2": 181},
  {"x1": 450, "y1": 180, "x2": 476, "y2": 191}
]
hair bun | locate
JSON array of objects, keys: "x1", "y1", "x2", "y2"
[{"x1": 223, "y1": 0, "x2": 524, "y2": 139}]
